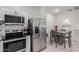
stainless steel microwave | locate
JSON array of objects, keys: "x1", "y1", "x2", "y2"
[{"x1": 5, "y1": 15, "x2": 24, "y2": 24}]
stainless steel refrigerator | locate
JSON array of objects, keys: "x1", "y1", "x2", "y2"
[{"x1": 28, "y1": 18, "x2": 46, "y2": 52}]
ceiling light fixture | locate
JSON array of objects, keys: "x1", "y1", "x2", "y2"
[{"x1": 54, "y1": 9, "x2": 59, "y2": 13}]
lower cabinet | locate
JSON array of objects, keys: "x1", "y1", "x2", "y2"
[
  {"x1": 3, "y1": 39, "x2": 26, "y2": 52},
  {"x1": 26, "y1": 36, "x2": 30, "y2": 52},
  {"x1": 0, "y1": 40, "x2": 3, "y2": 52}
]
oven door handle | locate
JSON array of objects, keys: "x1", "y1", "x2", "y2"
[{"x1": 4, "y1": 49, "x2": 10, "y2": 52}]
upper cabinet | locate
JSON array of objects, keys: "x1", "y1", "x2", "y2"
[{"x1": 0, "y1": 7, "x2": 5, "y2": 21}]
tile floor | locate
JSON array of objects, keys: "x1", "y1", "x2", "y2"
[{"x1": 42, "y1": 41, "x2": 79, "y2": 52}]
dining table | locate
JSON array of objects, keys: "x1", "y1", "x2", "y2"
[{"x1": 55, "y1": 30, "x2": 71, "y2": 48}]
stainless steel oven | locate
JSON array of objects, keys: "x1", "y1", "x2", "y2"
[
  {"x1": 5, "y1": 32, "x2": 25, "y2": 40},
  {"x1": 3, "y1": 32, "x2": 26, "y2": 52},
  {"x1": 3, "y1": 14, "x2": 27, "y2": 52},
  {"x1": 3, "y1": 39, "x2": 26, "y2": 52}
]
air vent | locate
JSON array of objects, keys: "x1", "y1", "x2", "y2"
[
  {"x1": 67, "y1": 6, "x2": 79, "y2": 12},
  {"x1": 73, "y1": 6, "x2": 79, "y2": 10}
]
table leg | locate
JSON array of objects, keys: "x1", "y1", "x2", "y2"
[{"x1": 68, "y1": 37, "x2": 72, "y2": 48}]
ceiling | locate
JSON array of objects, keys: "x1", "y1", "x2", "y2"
[
  {"x1": 1, "y1": 6, "x2": 79, "y2": 15},
  {"x1": 45, "y1": 6, "x2": 74, "y2": 15}
]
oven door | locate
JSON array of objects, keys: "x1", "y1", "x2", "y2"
[
  {"x1": 5, "y1": 32, "x2": 24, "y2": 40},
  {"x1": 3, "y1": 39, "x2": 26, "y2": 52}
]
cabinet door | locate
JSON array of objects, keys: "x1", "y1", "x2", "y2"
[
  {"x1": 0, "y1": 40, "x2": 3, "y2": 52},
  {"x1": 26, "y1": 36, "x2": 30, "y2": 52},
  {"x1": 0, "y1": 7, "x2": 5, "y2": 20},
  {"x1": 0, "y1": 7, "x2": 5, "y2": 52}
]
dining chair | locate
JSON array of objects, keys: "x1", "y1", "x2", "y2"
[
  {"x1": 54, "y1": 32, "x2": 63, "y2": 47},
  {"x1": 64, "y1": 31, "x2": 72, "y2": 48},
  {"x1": 68, "y1": 31, "x2": 72, "y2": 48},
  {"x1": 50, "y1": 30, "x2": 56, "y2": 45}
]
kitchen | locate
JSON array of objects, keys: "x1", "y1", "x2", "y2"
[{"x1": 0, "y1": 6, "x2": 79, "y2": 52}]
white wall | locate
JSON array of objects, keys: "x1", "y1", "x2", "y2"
[
  {"x1": 46, "y1": 13, "x2": 55, "y2": 43},
  {"x1": 1, "y1": 6, "x2": 45, "y2": 18},
  {"x1": 56, "y1": 10, "x2": 79, "y2": 30},
  {"x1": 56, "y1": 10, "x2": 79, "y2": 41},
  {"x1": 39, "y1": 7, "x2": 46, "y2": 19}
]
